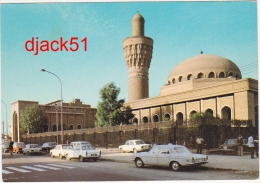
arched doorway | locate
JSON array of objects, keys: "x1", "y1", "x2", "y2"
[
  {"x1": 52, "y1": 124, "x2": 57, "y2": 131},
  {"x1": 221, "y1": 106, "x2": 231, "y2": 120},
  {"x1": 205, "y1": 108, "x2": 213, "y2": 116},
  {"x1": 142, "y1": 116, "x2": 148, "y2": 123},
  {"x1": 153, "y1": 115, "x2": 159, "y2": 122},
  {"x1": 133, "y1": 118, "x2": 138, "y2": 124},
  {"x1": 164, "y1": 113, "x2": 171, "y2": 121},
  {"x1": 176, "y1": 112, "x2": 184, "y2": 126}
]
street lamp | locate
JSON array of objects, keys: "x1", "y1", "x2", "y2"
[
  {"x1": 1, "y1": 100, "x2": 7, "y2": 135},
  {"x1": 41, "y1": 69, "x2": 63, "y2": 144}
]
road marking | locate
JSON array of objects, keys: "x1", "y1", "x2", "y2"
[
  {"x1": 20, "y1": 166, "x2": 46, "y2": 171},
  {"x1": 5, "y1": 167, "x2": 31, "y2": 173},
  {"x1": 2, "y1": 169, "x2": 14, "y2": 174},
  {"x1": 34, "y1": 164, "x2": 61, "y2": 170},
  {"x1": 46, "y1": 164, "x2": 75, "y2": 169}
]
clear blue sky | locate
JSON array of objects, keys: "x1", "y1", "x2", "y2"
[{"x1": 1, "y1": 1, "x2": 258, "y2": 135}]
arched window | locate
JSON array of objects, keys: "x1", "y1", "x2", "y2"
[
  {"x1": 53, "y1": 124, "x2": 57, "y2": 132},
  {"x1": 176, "y1": 112, "x2": 184, "y2": 126},
  {"x1": 142, "y1": 116, "x2": 148, "y2": 123},
  {"x1": 178, "y1": 76, "x2": 183, "y2": 82},
  {"x1": 167, "y1": 80, "x2": 171, "y2": 85},
  {"x1": 208, "y1": 72, "x2": 215, "y2": 78},
  {"x1": 190, "y1": 110, "x2": 197, "y2": 118},
  {"x1": 228, "y1": 72, "x2": 233, "y2": 77},
  {"x1": 153, "y1": 115, "x2": 159, "y2": 122},
  {"x1": 197, "y1": 73, "x2": 204, "y2": 78},
  {"x1": 44, "y1": 125, "x2": 48, "y2": 132},
  {"x1": 69, "y1": 124, "x2": 73, "y2": 130},
  {"x1": 219, "y1": 72, "x2": 225, "y2": 78},
  {"x1": 164, "y1": 113, "x2": 171, "y2": 121},
  {"x1": 221, "y1": 106, "x2": 231, "y2": 120},
  {"x1": 205, "y1": 109, "x2": 213, "y2": 116},
  {"x1": 172, "y1": 78, "x2": 175, "y2": 84},
  {"x1": 187, "y1": 74, "x2": 193, "y2": 80},
  {"x1": 77, "y1": 125, "x2": 82, "y2": 129},
  {"x1": 133, "y1": 118, "x2": 138, "y2": 124}
]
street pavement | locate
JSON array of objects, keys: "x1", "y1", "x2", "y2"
[{"x1": 97, "y1": 147, "x2": 259, "y2": 175}]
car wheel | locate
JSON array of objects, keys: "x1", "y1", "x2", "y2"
[
  {"x1": 133, "y1": 149, "x2": 138, "y2": 153},
  {"x1": 23, "y1": 152, "x2": 26, "y2": 155},
  {"x1": 79, "y1": 156, "x2": 84, "y2": 162},
  {"x1": 66, "y1": 154, "x2": 71, "y2": 161},
  {"x1": 171, "y1": 161, "x2": 181, "y2": 171},
  {"x1": 135, "y1": 158, "x2": 144, "y2": 168},
  {"x1": 120, "y1": 148, "x2": 124, "y2": 153},
  {"x1": 59, "y1": 154, "x2": 63, "y2": 159},
  {"x1": 51, "y1": 153, "x2": 54, "y2": 158},
  {"x1": 28, "y1": 152, "x2": 31, "y2": 156}
]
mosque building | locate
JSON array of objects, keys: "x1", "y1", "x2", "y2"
[{"x1": 123, "y1": 13, "x2": 258, "y2": 128}]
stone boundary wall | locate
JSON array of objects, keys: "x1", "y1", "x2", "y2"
[
  {"x1": 21, "y1": 121, "x2": 255, "y2": 148},
  {"x1": 21, "y1": 122, "x2": 173, "y2": 147}
]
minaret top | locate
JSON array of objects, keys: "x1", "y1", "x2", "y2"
[{"x1": 132, "y1": 12, "x2": 145, "y2": 36}]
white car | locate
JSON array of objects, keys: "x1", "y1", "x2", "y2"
[
  {"x1": 22, "y1": 144, "x2": 43, "y2": 155},
  {"x1": 119, "y1": 139, "x2": 151, "y2": 153},
  {"x1": 50, "y1": 144, "x2": 72, "y2": 159},
  {"x1": 132, "y1": 144, "x2": 208, "y2": 171},
  {"x1": 65, "y1": 145, "x2": 101, "y2": 162}
]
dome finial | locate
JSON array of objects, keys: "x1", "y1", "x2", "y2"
[{"x1": 200, "y1": 50, "x2": 203, "y2": 54}]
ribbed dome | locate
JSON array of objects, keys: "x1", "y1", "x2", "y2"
[{"x1": 167, "y1": 54, "x2": 242, "y2": 83}]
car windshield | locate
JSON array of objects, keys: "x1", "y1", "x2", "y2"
[
  {"x1": 171, "y1": 147, "x2": 190, "y2": 154},
  {"x1": 135, "y1": 140, "x2": 145, "y2": 145},
  {"x1": 226, "y1": 139, "x2": 237, "y2": 144},
  {"x1": 81, "y1": 145, "x2": 95, "y2": 150},
  {"x1": 62, "y1": 145, "x2": 72, "y2": 149},
  {"x1": 30, "y1": 145, "x2": 39, "y2": 148}
]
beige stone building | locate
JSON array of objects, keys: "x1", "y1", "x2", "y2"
[
  {"x1": 123, "y1": 13, "x2": 258, "y2": 128},
  {"x1": 11, "y1": 99, "x2": 96, "y2": 142}
]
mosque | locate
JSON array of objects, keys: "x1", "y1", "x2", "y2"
[
  {"x1": 123, "y1": 13, "x2": 258, "y2": 128},
  {"x1": 11, "y1": 12, "x2": 258, "y2": 143}
]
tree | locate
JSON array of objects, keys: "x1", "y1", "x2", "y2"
[
  {"x1": 20, "y1": 105, "x2": 47, "y2": 134},
  {"x1": 96, "y1": 82, "x2": 134, "y2": 127}
]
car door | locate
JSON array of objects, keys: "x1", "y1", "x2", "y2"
[
  {"x1": 157, "y1": 147, "x2": 170, "y2": 166},
  {"x1": 145, "y1": 146, "x2": 159, "y2": 165}
]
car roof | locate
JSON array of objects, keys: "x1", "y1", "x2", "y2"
[{"x1": 152, "y1": 144, "x2": 185, "y2": 148}]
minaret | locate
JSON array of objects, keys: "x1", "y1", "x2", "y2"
[{"x1": 123, "y1": 12, "x2": 153, "y2": 102}]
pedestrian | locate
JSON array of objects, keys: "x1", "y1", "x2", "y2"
[
  {"x1": 254, "y1": 134, "x2": 259, "y2": 158},
  {"x1": 196, "y1": 135, "x2": 204, "y2": 154},
  {"x1": 248, "y1": 134, "x2": 255, "y2": 159},
  {"x1": 9, "y1": 141, "x2": 14, "y2": 156},
  {"x1": 237, "y1": 134, "x2": 243, "y2": 156}
]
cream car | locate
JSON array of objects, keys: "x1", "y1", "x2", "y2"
[
  {"x1": 50, "y1": 144, "x2": 72, "y2": 159},
  {"x1": 22, "y1": 144, "x2": 43, "y2": 155},
  {"x1": 132, "y1": 144, "x2": 208, "y2": 171},
  {"x1": 119, "y1": 139, "x2": 151, "y2": 153},
  {"x1": 65, "y1": 145, "x2": 101, "y2": 162}
]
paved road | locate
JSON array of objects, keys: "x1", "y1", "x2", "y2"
[{"x1": 2, "y1": 150, "x2": 259, "y2": 182}]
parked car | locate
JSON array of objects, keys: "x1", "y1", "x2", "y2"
[
  {"x1": 50, "y1": 144, "x2": 73, "y2": 159},
  {"x1": 22, "y1": 144, "x2": 43, "y2": 155},
  {"x1": 132, "y1": 144, "x2": 208, "y2": 171},
  {"x1": 13, "y1": 142, "x2": 25, "y2": 154},
  {"x1": 70, "y1": 141, "x2": 91, "y2": 147},
  {"x1": 218, "y1": 138, "x2": 249, "y2": 154},
  {"x1": 2, "y1": 141, "x2": 10, "y2": 153},
  {"x1": 41, "y1": 142, "x2": 57, "y2": 152},
  {"x1": 65, "y1": 144, "x2": 101, "y2": 162},
  {"x1": 119, "y1": 139, "x2": 151, "y2": 153}
]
